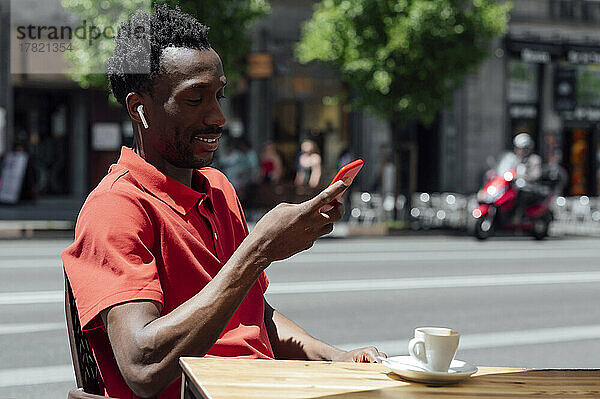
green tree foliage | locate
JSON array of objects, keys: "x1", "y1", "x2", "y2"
[
  {"x1": 61, "y1": 0, "x2": 270, "y2": 91},
  {"x1": 61, "y1": 0, "x2": 148, "y2": 89},
  {"x1": 296, "y1": 0, "x2": 511, "y2": 125},
  {"x1": 154, "y1": 0, "x2": 270, "y2": 84}
]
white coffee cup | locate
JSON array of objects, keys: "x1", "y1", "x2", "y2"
[
  {"x1": 408, "y1": 327, "x2": 460, "y2": 372},
  {"x1": 411, "y1": 327, "x2": 453, "y2": 357}
]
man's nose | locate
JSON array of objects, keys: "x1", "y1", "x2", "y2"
[{"x1": 204, "y1": 103, "x2": 226, "y2": 128}]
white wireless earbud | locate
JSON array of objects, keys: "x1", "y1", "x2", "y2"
[{"x1": 137, "y1": 104, "x2": 149, "y2": 129}]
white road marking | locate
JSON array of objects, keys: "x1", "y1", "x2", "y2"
[
  {"x1": 0, "y1": 322, "x2": 65, "y2": 335},
  {"x1": 0, "y1": 259, "x2": 62, "y2": 269},
  {"x1": 3, "y1": 271, "x2": 600, "y2": 304},
  {"x1": 266, "y1": 271, "x2": 600, "y2": 294},
  {"x1": 0, "y1": 365, "x2": 74, "y2": 388},
  {"x1": 337, "y1": 324, "x2": 600, "y2": 356},
  {"x1": 0, "y1": 290, "x2": 63, "y2": 305},
  {"x1": 283, "y1": 248, "x2": 600, "y2": 263}
]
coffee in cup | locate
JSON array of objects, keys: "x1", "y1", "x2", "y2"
[{"x1": 408, "y1": 327, "x2": 460, "y2": 372}]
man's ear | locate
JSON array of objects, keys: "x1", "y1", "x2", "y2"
[{"x1": 125, "y1": 93, "x2": 145, "y2": 125}]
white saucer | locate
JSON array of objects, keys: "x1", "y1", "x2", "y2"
[{"x1": 380, "y1": 356, "x2": 478, "y2": 385}]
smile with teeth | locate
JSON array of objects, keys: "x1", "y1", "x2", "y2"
[{"x1": 195, "y1": 137, "x2": 218, "y2": 143}]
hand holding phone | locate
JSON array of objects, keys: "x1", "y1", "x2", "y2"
[{"x1": 321, "y1": 159, "x2": 363, "y2": 212}]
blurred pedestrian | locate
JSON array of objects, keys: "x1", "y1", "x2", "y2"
[
  {"x1": 259, "y1": 141, "x2": 283, "y2": 183},
  {"x1": 295, "y1": 139, "x2": 322, "y2": 188}
]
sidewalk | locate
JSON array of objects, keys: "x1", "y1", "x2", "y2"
[
  {"x1": 1, "y1": 197, "x2": 598, "y2": 239},
  {"x1": 0, "y1": 197, "x2": 81, "y2": 238},
  {"x1": 0, "y1": 197, "x2": 83, "y2": 220}
]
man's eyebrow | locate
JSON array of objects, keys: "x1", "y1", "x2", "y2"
[
  {"x1": 189, "y1": 82, "x2": 209, "y2": 89},
  {"x1": 187, "y1": 80, "x2": 227, "y2": 90}
]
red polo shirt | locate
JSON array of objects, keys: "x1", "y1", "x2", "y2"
[{"x1": 62, "y1": 147, "x2": 273, "y2": 399}]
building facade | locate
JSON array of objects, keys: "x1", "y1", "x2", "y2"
[
  {"x1": 441, "y1": 0, "x2": 600, "y2": 195},
  {"x1": 245, "y1": 0, "x2": 600, "y2": 198},
  {"x1": 1, "y1": 0, "x2": 599, "y2": 220},
  {"x1": 241, "y1": 0, "x2": 390, "y2": 191}
]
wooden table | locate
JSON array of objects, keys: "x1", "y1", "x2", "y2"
[{"x1": 179, "y1": 357, "x2": 600, "y2": 399}]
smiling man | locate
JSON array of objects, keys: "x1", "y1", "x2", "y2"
[{"x1": 62, "y1": 5, "x2": 383, "y2": 399}]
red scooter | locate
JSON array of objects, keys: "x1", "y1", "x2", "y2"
[{"x1": 472, "y1": 155, "x2": 554, "y2": 240}]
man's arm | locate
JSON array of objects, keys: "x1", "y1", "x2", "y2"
[
  {"x1": 264, "y1": 300, "x2": 384, "y2": 363},
  {"x1": 101, "y1": 181, "x2": 349, "y2": 398},
  {"x1": 101, "y1": 243, "x2": 265, "y2": 398}
]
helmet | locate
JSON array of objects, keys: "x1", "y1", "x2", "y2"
[{"x1": 513, "y1": 133, "x2": 534, "y2": 149}]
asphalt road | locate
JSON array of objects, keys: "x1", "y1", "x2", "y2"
[{"x1": 1, "y1": 235, "x2": 600, "y2": 398}]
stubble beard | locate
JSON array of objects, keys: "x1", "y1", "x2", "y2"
[{"x1": 161, "y1": 127, "x2": 214, "y2": 169}]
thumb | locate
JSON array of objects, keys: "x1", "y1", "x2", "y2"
[{"x1": 306, "y1": 180, "x2": 349, "y2": 210}]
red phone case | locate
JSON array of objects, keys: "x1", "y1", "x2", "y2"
[
  {"x1": 330, "y1": 159, "x2": 363, "y2": 186},
  {"x1": 322, "y1": 159, "x2": 363, "y2": 211}
]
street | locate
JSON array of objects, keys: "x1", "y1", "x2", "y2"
[{"x1": 1, "y1": 235, "x2": 600, "y2": 398}]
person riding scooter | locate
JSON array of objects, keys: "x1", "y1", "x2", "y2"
[
  {"x1": 511, "y1": 133, "x2": 545, "y2": 223},
  {"x1": 513, "y1": 133, "x2": 542, "y2": 182},
  {"x1": 473, "y1": 133, "x2": 554, "y2": 240}
]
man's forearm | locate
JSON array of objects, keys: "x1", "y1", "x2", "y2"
[
  {"x1": 107, "y1": 237, "x2": 269, "y2": 397},
  {"x1": 264, "y1": 305, "x2": 384, "y2": 365},
  {"x1": 264, "y1": 303, "x2": 344, "y2": 361}
]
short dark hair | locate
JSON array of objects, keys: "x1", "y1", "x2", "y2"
[{"x1": 107, "y1": 4, "x2": 211, "y2": 107}]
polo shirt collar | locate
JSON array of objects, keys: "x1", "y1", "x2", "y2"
[{"x1": 117, "y1": 146, "x2": 210, "y2": 215}]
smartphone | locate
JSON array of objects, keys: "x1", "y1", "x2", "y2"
[{"x1": 321, "y1": 159, "x2": 363, "y2": 212}]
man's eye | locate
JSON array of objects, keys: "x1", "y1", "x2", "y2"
[
  {"x1": 217, "y1": 94, "x2": 227, "y2": 102},
  {"x1": 188, "y1": 98, "x2": 203, "y2": 104}
]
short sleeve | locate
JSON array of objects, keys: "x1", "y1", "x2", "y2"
[
  {"x1": 258, "y1": 272, "x2": 269, "y2": 294},
  {"x1": 62, "y1": 190, "x2": 163, "y2": 329}
]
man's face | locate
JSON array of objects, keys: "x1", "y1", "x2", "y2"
[
  {"x1": 144, "y1": 47, "x2": 227, "y2": 169},
  {"x1": 514, "y1": 146, "x2": 529, "y2": 158}
]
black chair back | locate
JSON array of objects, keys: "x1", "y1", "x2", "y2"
[{"x1": 64, "y1": 272, "x2": 102, "y2": 395}]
